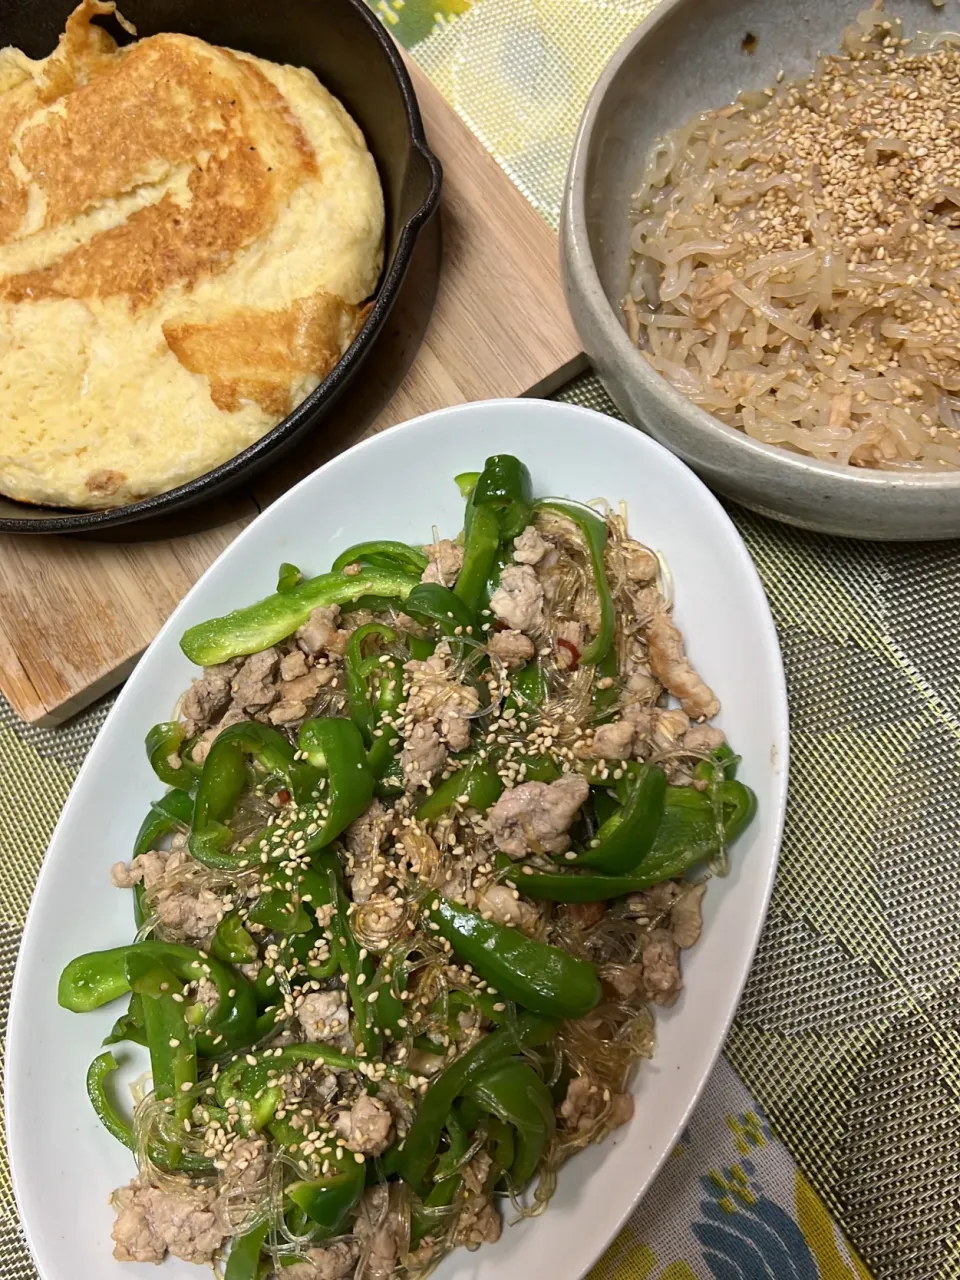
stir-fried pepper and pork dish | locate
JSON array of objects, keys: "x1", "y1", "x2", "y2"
[{"x1": 58, "y1": 456, "x2": 757, "y2": 1279}]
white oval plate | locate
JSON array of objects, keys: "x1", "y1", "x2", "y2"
[{"x1": 7, "y1": 399, "x2": 788, "y2": 1280}]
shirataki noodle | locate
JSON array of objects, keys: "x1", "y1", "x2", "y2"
[{"x1": 626, "y1": 6, "x2": 960, "y2": 470}]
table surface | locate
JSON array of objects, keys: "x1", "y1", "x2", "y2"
[{"x1": 3, "y1": 1, "x2": 960, "y2": 1278}]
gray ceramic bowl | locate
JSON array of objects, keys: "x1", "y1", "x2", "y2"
[{"x1": 561, "y1": 0, "x2": 960, "y2": 540}]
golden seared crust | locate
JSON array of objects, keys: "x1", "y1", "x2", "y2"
[
  {"x1": 0, "y1": 1, "x2": 384, "y2": 508},
  {"x1": 163, "y1": 293, "x2": 370, "y2": 416},
  {"x1": 3, "y1": 36, "x2": 316, "y2": 307}
]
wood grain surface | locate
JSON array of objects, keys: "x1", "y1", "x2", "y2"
[{"x1": 0, "y1": 60, "x2": 584, "y2": 725}]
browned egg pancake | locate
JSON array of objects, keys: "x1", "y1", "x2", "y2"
[{"x1": 0, "y1": 0, "x2": 384, "y2": 508}]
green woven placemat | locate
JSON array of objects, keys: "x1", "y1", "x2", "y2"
[
  {"x1": 2, "y1": 0, "x2": 960, "y2": 1273},
  {"x1": 3, "y1": 374, "x2": 959, "y2": 1279}
]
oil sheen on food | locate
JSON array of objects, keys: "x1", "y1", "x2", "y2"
[{"x1": 0, "y1": 0, "x2": 384, "y2": 508}]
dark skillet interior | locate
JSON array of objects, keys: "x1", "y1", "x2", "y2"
[{"x1": 0, "y1": 0, "x2": 441, "y2": 534}]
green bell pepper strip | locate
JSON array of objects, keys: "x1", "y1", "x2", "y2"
[
  {"x1": 240, "y1": 718, "x2": 374, "y2": 868},
  {"x1": 287, "y1": 1153, "x2": 366, "y2": 1232},
  {"x1": 127, "y1": 955, "x2": 196, "y2": 1165},
  {"x1": 331, "y1": 541, "x2": 429, "y2": 576},
  {"x1": 216, "y1": 1043, "x2": 414, "y2": 1113},
  {"x1": 415, "y1": 757, "x2": 504, "y2": 823},
  {"x1": 211, "y1": 912, "x2": 260, "y2": 964},
  {"x1": 133, "y1": 882, "x2": 147, "y2": 931},
  {"x1": 133, "y1": 789, "x2": 194, "y2": 859},
  {"x1": 188, "y1": 721, "x2": 321, "y2": 869},
  {"x1": 374, "y1": 753, "x2": 405, "y2": 800},
  {"x1": 409, "y1": 1111, "x2": 471, "y2": 1247},
  {"x1": 694, "y1": 743, "x2": 739, "y2": 782},
  {"x1": 59, "y1": 941, "x2": 257, "y2": 1055},
  {"x1": 504, "y1": 661, "x2": 546, "y2": 714},
  {"x1": 345, "y1": 623, "x2": 399, "y2": 746},
  {"x1": 180, "y1": 565, "x2": 423, "y2": 667},
  {"x1": 455, "y1": 504, "x2": 500, "y2": 617},
  {"x1": 366, "y1": 654, "x2": 404, "y2": 780},
  {"x1": 426, "y1": 895, "x2": 601, "y2": 1020},
  {"x1": 568, "y1": 764, "x2": 666, "y2": 873},
  {"x1": 506, "y1": 778, "x2": 757, "y2": 901},
  {"x1": 465, "y1": 1059, "x2": 556, "y2": 1188},
  {"x1": 225, "y1": 1221, "x2": 270, "y2": 1280},
  {"x1": 86, "y1": 1052, "x2": 212, "y2": 1173},
  {"x1": 536, "y1": 499, "x2": 615, "y2": 666},
  {"x1": 246, "y1": 862, "x2": 313, "y2": 935},
  {"x1": 455, "y1": 456, "x2": 532, "y2": 613},
  {"x1": 277, "y1": 562, "x2": 302, "y2": 592},
  {"x1": 515, "y1": 753, "x2": 561, "y2": 783},
  {"x1": 145, "y1": 722, "x2": 193, "y2": 789},
  {"x1": 313, "y1": 852, "x2": 382, "y2": 1058},
  {"x1": 590, "y1": 647, "x2": 620, "y2": 721},
  {"x1": 295, "y1": 718, "x2": 374, "y2": 850},
  {"x1": 398, "y1": 1012, "x2": 559, "y2": 1196},
  {"x1": 404, "y1": 582, "x2": 480, "y2": 640},
  {"x1": 103, "y1": 993, "x2": 147, "y2": 1047},
  {"x1": 455, "y1": 471, "x2": 481, "y2": 499},
  {"x1": 468, "y1": 455, "x2": 534, "y2": 542}
]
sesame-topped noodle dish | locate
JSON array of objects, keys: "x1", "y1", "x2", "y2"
[
  {"x1": 626, "y1": 4, "x2": 960, "y2": 470},
  {"x1": 58, "y1": 456, "x2": 757, "y2": 1279}
]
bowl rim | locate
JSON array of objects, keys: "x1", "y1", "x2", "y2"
[
  {"x1": 561, "y1": 0, "x2": 960, "y2": 499},
  {"x1": 0, "y1": 0, "x2": 442, "y2": 535}
]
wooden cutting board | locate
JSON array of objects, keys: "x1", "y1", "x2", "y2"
[{"x1": 0, "y1": 60, "x2": 585, "y2": 725}]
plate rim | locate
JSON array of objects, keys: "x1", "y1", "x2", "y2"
[{"x1": 6, "y1": 397, "x2": 789, "y2": 1279}]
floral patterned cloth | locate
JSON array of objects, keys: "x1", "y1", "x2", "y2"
[{"x1": 588, "y1": 1057, "x2": 870, "y2": 1280}]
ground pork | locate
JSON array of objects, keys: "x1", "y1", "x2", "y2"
[
  {"x1": 489, "y1": 563, "x2": 544, "y2": 633},
  {"x1": 453, "y1": 1151, "x2": 502, "y2": 1248},
  {"x1": 619, "y1": 539, "x2": 659, "y2": 584},
  {"x1": 110, "y1": 1176, "x2": 225, "y2": 1265},
  {"x1": 421, "y1": 538, "x2": 464, "y2": 587},
  {"x1": 512, "y1": 525, "x2": 550, "y2": 565},
  {"x1": 645, "y1": 607, "x2": 719, "y2": 720},
  {"x1": 112, "y1": 848, "x2": 224, "y2": 941},
  {"x1": 356, "y1": 1186, "x2": 406, "y2": 1280},
  {"x1": 652, "y1": 708, "x2": 690, "y2": 755},
  {"x1": 579, "y1": 719, "x2": 636, "y2": 760},
  {"x1": 344, "y1": 800, "x2": 392, "y2": 903},
  {"x1": 230, "y1": 648, "x2": 280, "y2": 711},
  {"x1": 281, "y1": 1241, "x2": 359, "y2": 1280},
  {"x1": 335, "y1": 1094, "x2": 393, "y2": 1156},
  {"x1": 477, "y1": 883, "x2": 541, "y2": 935},
  {"x1": 220, "y1": 1137, "x2": 269, "y2": 1189},
  {"x1": 268, "y1": 664, "x2": 337, "y2": 725},
  {"x1": 558, "y1": 1076, "x2": 634, "y2": 1137},
  {"x1": 179, "y1": 660, "x2": 241, "y2": 735},
  {"x1": 628, "y1": 881, "x2": 707, "y2": 949},
  {"x1": 404, "y1": 650, "x2": 479, "y2": 751},
  {"x1": 605, "y1": 929, "x2": 683, "y2": 1006},
  {"x1": 560, "y1": 900, "x2": 608, "y2": 931},
  {"x1": 488, "y1": 628, "x2": 535, "y2": 669},
  {"x1": 683, "y1": 724, "x2": 727, "y2": 755},
  {"x1": 487, "y1": 774, "x2": 590, "y2": 858},
  {"x1": 297, "y1": 990, "x2": 349, "y2": 1042},
  {"x1": 401, "y1": 720, "x2": 448, "y2": 787},
  {"x1": 280, "y1": 649, "x2": 308, "y2": 680},
  {"x1": 297, "y1": 605, "x2": 351, "y2": 657}
]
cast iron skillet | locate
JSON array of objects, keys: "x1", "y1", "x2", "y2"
[{"x1": 0, "y1": 0, "x2": 441, "y2": 534}]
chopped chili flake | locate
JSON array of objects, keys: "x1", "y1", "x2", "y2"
[
  {"x1": 276, "y1": 789, "x2": 292, "y2": 805},
  {"x1": 557, "y1": 637, "x2": 580, "y2": 669}
]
